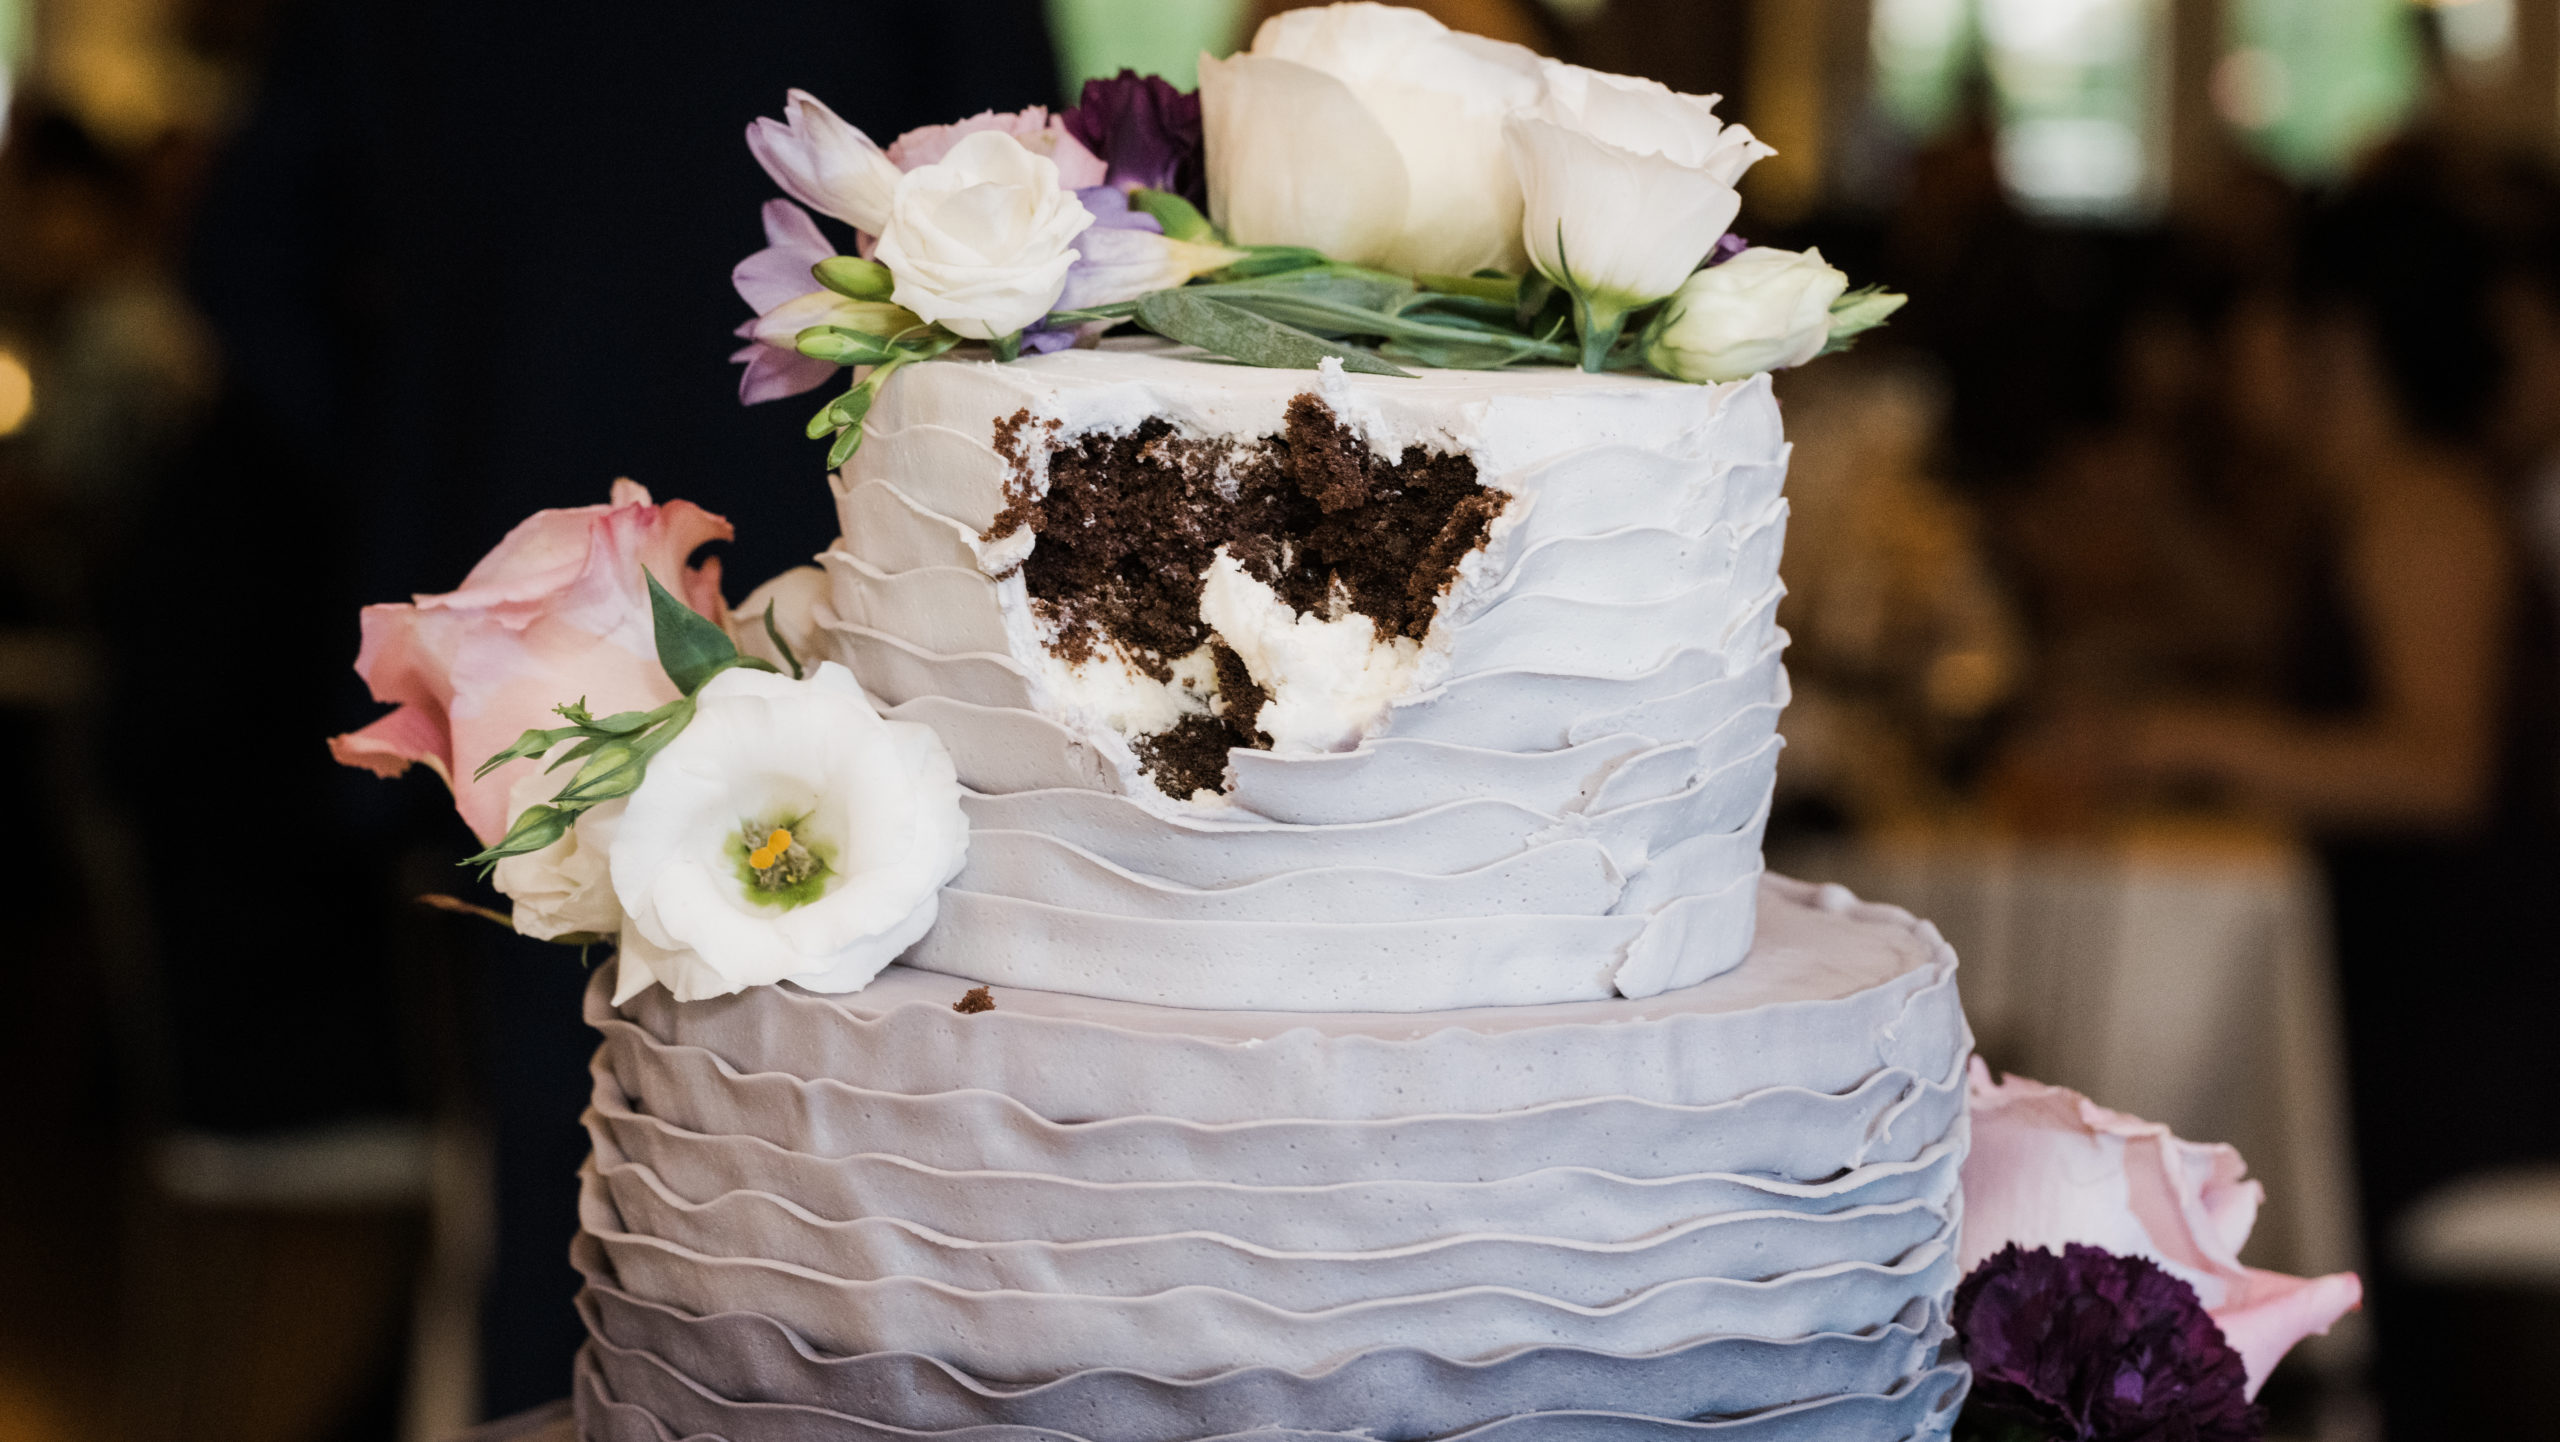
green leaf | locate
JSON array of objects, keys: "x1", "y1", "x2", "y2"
[
  {"x1": 646, "y1": 568, "x2": 738, "y2": 694},
  {"x1": 1134, "y1": 291, "x2": 1412, "y2": 377},
  {"x1": 1128, "y1": 188, "x2": 1214, "y2": 242},
  {"x1": 761, "y1": 600, "x2": 805, "y2": 680},
  {"x1": 812, "y1": 255, "x2": 895, "y2": 301},
  {"x1": 1209, "y1": 245, "x2": 1330, "y2": 282},
  {"x1": 1416, "y1": 272, "x2": 1520, "y2": 305},
  {"x1": 1816, "y1": 287, "x2": 1908, "y2": 357},
  {"x1": 990, "y1": 331, "x2": 1024, "y2": 363},
  {"x1": 796, "y1": 326, "x2": 898, "y2": 366}
]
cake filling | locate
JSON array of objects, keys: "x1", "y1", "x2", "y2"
[{"x1": 989, "y1": 394, "x2": 1503, "y2": 799}]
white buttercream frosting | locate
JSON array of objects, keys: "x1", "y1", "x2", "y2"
[{"x1": 816, "y1": 339, "x2": 1795, "y2": 1008}]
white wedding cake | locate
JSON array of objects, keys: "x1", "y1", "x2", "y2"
[{"x1": 567, "y1": 344, "x2": 1972, "y2": 1440}]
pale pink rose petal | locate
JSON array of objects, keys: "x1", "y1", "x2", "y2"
[
  {"x1": 1963, "y1": 1059, "x2": 2362, "y2": 1399},
  {"x1": 2216, "y1": 1267, "x2": 2364, "y2": 1398},
  {"x1": 330, "y1": 483, "x2": 733, "y2": 844},
  {"x1": 888, "y1": 108, "x2": 1108, "y2": 190}
]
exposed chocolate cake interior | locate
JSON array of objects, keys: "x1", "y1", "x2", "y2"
[{"x1": 988, "y1": 394, "x2": 1503, "y2": 798}]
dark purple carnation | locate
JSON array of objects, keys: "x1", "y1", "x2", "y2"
[
  {"x1": 1062, "y1": 70, "x2": 1205, "y2": 206},
  {"x1": 1954, "y1": 1244, "x2": 2264, "y2": 1442}
]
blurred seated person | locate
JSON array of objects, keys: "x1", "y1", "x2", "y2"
[{"x1": 2067, "y1": 157, "x2": 2558, "y2": 1426}]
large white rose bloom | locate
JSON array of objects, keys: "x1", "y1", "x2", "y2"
[
  {"x1": 875, "y1": 130, "x2": 1095, "y2": 342},
  {"x1": 1506, "y1": 62, "x2": 1773, "y2": 351},
  {"x1": 1200, "y1": 2, "x2": 1544, "y2": 278},
  {"x1": 607, "y1": 663, "x2": 968, "y2": 1004},
  {"x1": 1645, "y1": 246, "x2": 1849, "y2": 382}
]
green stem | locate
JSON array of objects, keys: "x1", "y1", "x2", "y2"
[
  {"x1": 1572, "y1": 292, "x2": 1629, "y2": 373},
  {"x1": 990, "y1": 331, "x2": 1023, "y2": 363}
]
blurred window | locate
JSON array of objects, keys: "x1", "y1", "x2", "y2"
[
  {"x1": 1871, "y1": 0, "x2": 2167, "y2": 222},
  {"x1": 1047, "y1": 0, "x2": 1248, "y2": 94},
  {"x1": 2215, "y1": 0, "x2": 2422, "y2": 183}
]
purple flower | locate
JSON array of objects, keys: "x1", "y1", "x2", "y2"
[
  {"x1": 1062, "y1": 70, "x2": 1205, "y2": 205},
  {"x1": 1955, "y1": 1244, "x2": 2265, "y2": 1442},
  {"x1": 728, "y1": 199, "x2": 845, "y2": 404},
  {"x1": 1704, "y1": 231, "x2": 1749, "y2": 267}
]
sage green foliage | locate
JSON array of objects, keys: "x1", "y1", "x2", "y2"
[{"x1": 461, "y1": 571, "x2": 779, "y2": 876}]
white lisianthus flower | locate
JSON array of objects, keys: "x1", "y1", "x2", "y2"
[
  {"x1": 874, "y1": 130, "x2": 1095, "y2": 342},
  {"x1": 607, "y1": 662, "x2": 968, "y2": 1004},
  {"x1": 1506, "y1": 62, "x2": 1774, "y2": 364},
  {"x1": 1200, "y1": 2, "x2": 1545, "y2": 278},
  {"x1": 491, "y1": 769, "x2": 625, "y2": 941},
  {"x1": 1645, "y1": 247, "x2": 1849, "y2": 383},
  {"x1": 747, "y1": 89, "x2": 904, "y2": 235}
]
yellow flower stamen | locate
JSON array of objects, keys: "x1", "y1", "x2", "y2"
[
  {"x1": 766, "y1": 828, "x2": 793, "y2": 853},
  {"x1": 749, "y1": 846, "x2": 777, "y2": 868}
]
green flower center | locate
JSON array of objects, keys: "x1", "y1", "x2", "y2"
[{"x1": 726, "y1": 815, "x2": 834, "y2": 910}]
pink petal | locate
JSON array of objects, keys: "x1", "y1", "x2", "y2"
[{"x1": 2216, "y1": 1268, "x2": 2363, "y2": 1398}]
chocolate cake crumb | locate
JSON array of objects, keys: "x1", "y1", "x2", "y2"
[
  {"x1": 953, "y1": 985, "x2": 995, "y2": 1014},
  {"x1": 996, "y1": 394, "x2": 1502, "y2": 797},
  {"x1": 1130, "y1": 714, "x2": 1244, "y2": 799},
  {"x1": 1209, "y1": 642, "x2": 1271, "y2": 744}
]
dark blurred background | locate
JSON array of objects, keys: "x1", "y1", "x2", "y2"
[{"x1": 1, "y1": 1, "x2": 2555, "y2": 1439}]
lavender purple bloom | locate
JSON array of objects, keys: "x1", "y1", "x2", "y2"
[
  {"x1": 1954, "y1": 1244, "x2": 2265, "y2": 1442},
  {"x1": 1062, "y1": 70, "x2": 1206, "y2": 205},
  {"x1": 729, "y1": 199, "x2": 843, "y2": 403}
]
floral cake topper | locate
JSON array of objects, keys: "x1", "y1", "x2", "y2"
[{"x1": 729, "y1": 2, "x2": 1905, "y2": 465}]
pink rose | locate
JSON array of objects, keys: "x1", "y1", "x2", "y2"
[
  {"x1": 329, "y1": 480, "x2": 732, "y2": 844},
  {"x1": 887, "y1": 107, "x2": 1108, "y2": 190},
  {"x1": 1962, "y1": 1059, "x2": 2363, "y2": 1397}
]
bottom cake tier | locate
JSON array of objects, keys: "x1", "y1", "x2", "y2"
[{"x1": 570, "y1": 874, "x2": 1973, "y2": 1441}]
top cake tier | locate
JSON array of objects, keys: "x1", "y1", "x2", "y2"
[{"x1": 818, "y1": 341, "x2": 1792, "y2": 1011}]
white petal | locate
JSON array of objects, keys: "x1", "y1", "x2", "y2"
[{"x1": 1200, "y1": 52, "x2": 1410, "y2": 268}]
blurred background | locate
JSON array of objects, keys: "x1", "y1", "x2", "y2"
[{"x1": 1, "y1": 0, "x2": 2555, "y2": 1439}]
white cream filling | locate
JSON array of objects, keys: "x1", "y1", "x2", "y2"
[
  {"x1": 1200, "y1": 549, "x2": 1423, "y2": 755},
  {"x1": 1032, "y1": 632, "x2": 1218, "y2": 741}
]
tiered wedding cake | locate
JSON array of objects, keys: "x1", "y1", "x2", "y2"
[{"x1": 566, "y1": 347, "x2": 1973, "y2": 1440}]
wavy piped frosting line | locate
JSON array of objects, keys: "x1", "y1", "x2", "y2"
[
  {"x1": 588, "y1": 1027, "x2": 1972, "y2": 1186},
  {"x1": 579, "y1": 1306, "x2": 1968, "y2": 1442},
  {"x1": 603, "y1": 898, "x2": 1964, "y2": 1114},
  {"x1": 832, "y1": 476, "x2": 987, "y2": 574},
  {"x1": 957, "y1": 828, "x2": 1628, "y2": 923},
  {"x1": 842, "y1": 421, "x2": 1011, "y2": 534},
  {"x1": 826, "y1": 553, "x2": 1016, "y2": 659},
  {"x1": 584, "y1": 1193, "x2": 1964, "y2": 1380},
  {"x1": 572, "y1": 1227, "x2": 1950, "y2": 1432},
  {"x1": 1217, "y1": 730, "x2": 1655, "y2": 827},
  {"x1": 594, "y1": 1152, "x2": 1954, "y2": 1309},
  {"x1": 572, "y1": 1253, "x2": 1947, "y2": 1441},
  {"x1": 1382, "y1": 639, "x2": 1780, "y2": 752},
  {"x1": 591, "y1": 1090, "x2": 1967, "y2": 1248},
  {"x1": 881, "y1": 696, "x2": 1122, "y2": 797},
  {"x1": 1463, "y1": 504, "x2": 1787, "y2": 612}
]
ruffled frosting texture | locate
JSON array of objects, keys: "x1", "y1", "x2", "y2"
[
  {"x1": 815, "y1": 340, "x2": 1792, "y2": 1010},
  {"x1": 571, "y1": 877, "x2": 1973, "y2": 1439}
]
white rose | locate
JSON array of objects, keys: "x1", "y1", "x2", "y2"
[
  {"x1": 607, "y1": 662, "x2": 969, "y2": 1004},
  {"x1": 1200, "y1": 2, "x2": 1545, "y2": 277},
  {"x1": 490, "y1": 769, "x2": 625, "y2": 941},
  {"x1": 1644, "y1": 246, "x2": 1849, "y2": 382},
  {"x1": 874, "y1": 130, "x2": 1094, "y2": 342},
  {"x1": 1506, "y1": 62, "x2": 1774, "y2": 356}
]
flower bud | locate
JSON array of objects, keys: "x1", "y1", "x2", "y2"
[{"x1": 1643, "y1": 246, "x2": 1848, "y2": 383}]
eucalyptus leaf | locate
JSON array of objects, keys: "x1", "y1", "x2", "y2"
[
  {"x1": 1134, "y1": 291, "x2": 1411, "y2": 377},
  {"x1": 1129, "y1": 188, "x2": 1214, "y2": 242},
  {"x1": 646, "y1": 569, "x2": 739, "y2": 695},
  {"x1": 812, "y1": 255, "x2": 895, "y2": 301}
]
